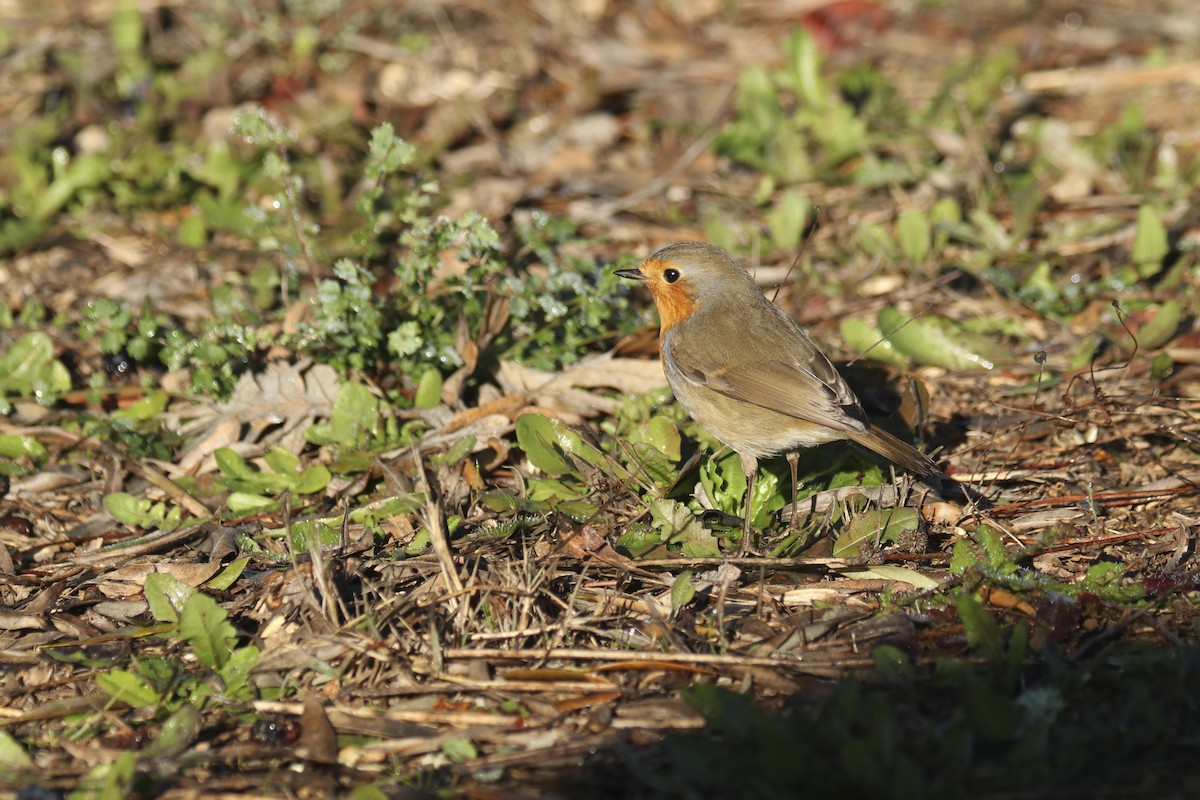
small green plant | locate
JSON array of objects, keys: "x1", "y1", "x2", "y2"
[
  {"x1": 0, "y1": 434, "x2": 49, "y2": 478},
  {"x1": 214, "y1": 446, "x2": 332, "y2": 515},
  {"x1": 714, "y1": 29, "x2": 908, "y2": 186},
  {"x1": 0, "y1": 332, "x2": 72, "y2": 411},
  {"x1": 80, "y1": 575, "x2": 258, "y2": 797},
  {"x1": 305, "y1": 380, "x2": 417, "y2": 471}
]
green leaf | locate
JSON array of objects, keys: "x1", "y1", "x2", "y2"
[
  {"x1": 144, "y1": 571, "x2": 196, "y2": 623},
  {"x1": 349, "y1": 784, "x2": 391, "y2": 800},
  {"x1": 434, "y1": 435, "x2": 476, "y2": 469},
  {"x1": 219, "y1": 644, "x2": 260, "y2": 696},
  {"x1": 262, "y1": 446, "x2": 300, "y2": 475},
  {"x1": 0, "y1": 731, "x2": 33, "y2": 778},
  {"x1": 140, "y1": 703, "x2": 200, "y2": 759},
  {"x1": 113, "y1": 390, "x2": 168, "y2": 421},
  {"x1": 442, "y1": 737, "x2": 478, "y2": 763},
  {"x1": 214, "y1": 448, "x2": 257, "y2": 482},
  {"x1": 226, "y1": 491, "x2": 280, "y2": 515},
  {"x1": 97, "y1": 670, "x2": 159, "y2": 708},
  {"x1": 177, "y1": 211, "x2": 208, "y2": 247},
  {"x1": 896, "y1": 210, "x2": 931, "y2": 263},
  {"x1": 330, "y1": 381, "x2": 380, "y2": 445},
  {"x1": 949, "y1": 538, "x2": 978, "y2": 576},
  {"x1": 203, "y1": 557, "x2": 249, "y2": 591},
  {"x1": 0, "y1": 434, "x2": 49, "y2": 461},
  {"x1": 414, "y1": 367, "x2": 443, "y2": 409},
  {"x1": 955, "y1": 592, "x2": 1004, "y2": 662},
  {"x1": 0, "y1": 331, "x2": 71, "y2": 400},
  {"x1": 649, "y1": 499, "x2": 720, "y2": 557},
  {"x1": 766, "y1": 189, "x2": 810, "y2": 252},
  {"x1": 631, "y1": 416, "x2": 682, "y2": 461},
  {"x1": 841, "y1": 564, "x2": 939, "y2": 589},
  {"x1": 878, "y1": 307, "x2": 1007, "y2": 370},
  {"x1": 873, "y1": 644, "x2": 914, "y2": 686},
  {"x1": 69, "y1": 751, "x2": 136, "y2": 800},
  {"x1": 839, "y1": 317, "x2": 910, "y2": 368},
  {"x1": 1131, "y1": 204, "x2": 1168, "y2": 270},
  {"x1": 1133, "y1": 299, "x2": 1183, "y2": 350},
  {"x1": 670, "y1": 571, "x2": 696, "y2": 618},
  {"x1": 961, "y1": 672, "x2": 1019, "y2": 742},
  {"x1": 930, "y1": 197, "x2": 962, "y2": 253},
  {"x1": 103, "y1": 492, "x2": 156, "y2": 528},
  {"x1": 293, "y1": 464, "x2": 332, "y2": 495},
  {"x1": 515, "y1": 413, "x2": 577, "y2": 476},
  {"x1": 178, "y1": 593, "x2": 237, "y2": 670},
  {"x1": 834, "y1": 507, "x2": 919, "y2": 558}
]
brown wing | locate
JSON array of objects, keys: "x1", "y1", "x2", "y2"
[{"x1": 669, "y1": 330, "x2": 870, "y2": 436}]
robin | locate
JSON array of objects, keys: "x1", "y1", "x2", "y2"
[{"x1": 616, "y1": 241, "x2": 939, "y2": 554}]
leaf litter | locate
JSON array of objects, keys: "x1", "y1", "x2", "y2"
[{"x1": 0, "y1": 0, "x2": 1199, "y2": 797}]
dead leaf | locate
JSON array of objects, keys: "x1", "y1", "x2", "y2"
[
  {"x1": 169, "y1": 362, "x2": 341, "y2": 474},
  {"x1": 299, "y1": 692, "x2": 339, "y2": 764},
  {"x1": 496, "y1": 354, "x2": 666, "y2": 419}
]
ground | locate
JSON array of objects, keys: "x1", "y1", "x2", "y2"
[{"x1": 0, "y1": 1, "x2": 1199, "y2": 798}]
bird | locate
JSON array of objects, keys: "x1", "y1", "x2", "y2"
[{"x1": 616, "y1": 241, "x2": 939, "y2": 554}]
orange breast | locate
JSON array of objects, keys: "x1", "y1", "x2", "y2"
[{"x1": 642, "y1": 258, "x2": 699, "y2": 334}]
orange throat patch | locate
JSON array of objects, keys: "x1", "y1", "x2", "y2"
[{"x1": 642, "y1": 258, "x2": 699, "y2": 334}]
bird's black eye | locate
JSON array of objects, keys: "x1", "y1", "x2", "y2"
[{"x1": 663, "y1": 268, "x2": 680, "y2": 283}]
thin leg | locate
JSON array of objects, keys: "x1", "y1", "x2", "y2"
[
  {"x1": 786, "y1": 451, "x2": 799, "y2": 531},
  {"x1": 737, "y1": 453, "x2": 758, "y2": 557}
]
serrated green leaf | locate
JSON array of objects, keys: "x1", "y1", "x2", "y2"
[
  {"x1": 144, "y1": 571, "x2": 196, "y2": 623},
  {"x1": 97, "y1": 670, "x2": 159, "y2": 708},
  {"x1": 649, "y1": 499, "x2": 720, "y2": 557},
  {"x1": 974, "y1": 526, "x2": 1010, "y2": 569},
  {"x1": 179, "y1": 593, "x2": 236, "y2": 670},
  {"x1": 949, "y1": 538, "x2": 978, "y2": 576}
]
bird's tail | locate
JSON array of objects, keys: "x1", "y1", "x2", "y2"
[{"x1": 848, "y1": 425, "x2": 940, "y2": 478}]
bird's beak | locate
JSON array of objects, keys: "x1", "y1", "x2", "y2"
[{"x1": 614, "y1": 267, "x2": 646, "y2": 282}]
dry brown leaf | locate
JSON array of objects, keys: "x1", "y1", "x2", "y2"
[
  {"x1": 93, "y1": 560, "x2": 220, "y2": 599},
  {"x1": 496, "y1": 354, "x2": 665, "y2": 419},
  {"x1": 168, "y1": 362, "x2": 341, "y2": 474},
  {"x1": 299, "y1": 692, "x2": 340, "y2": 765}
]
